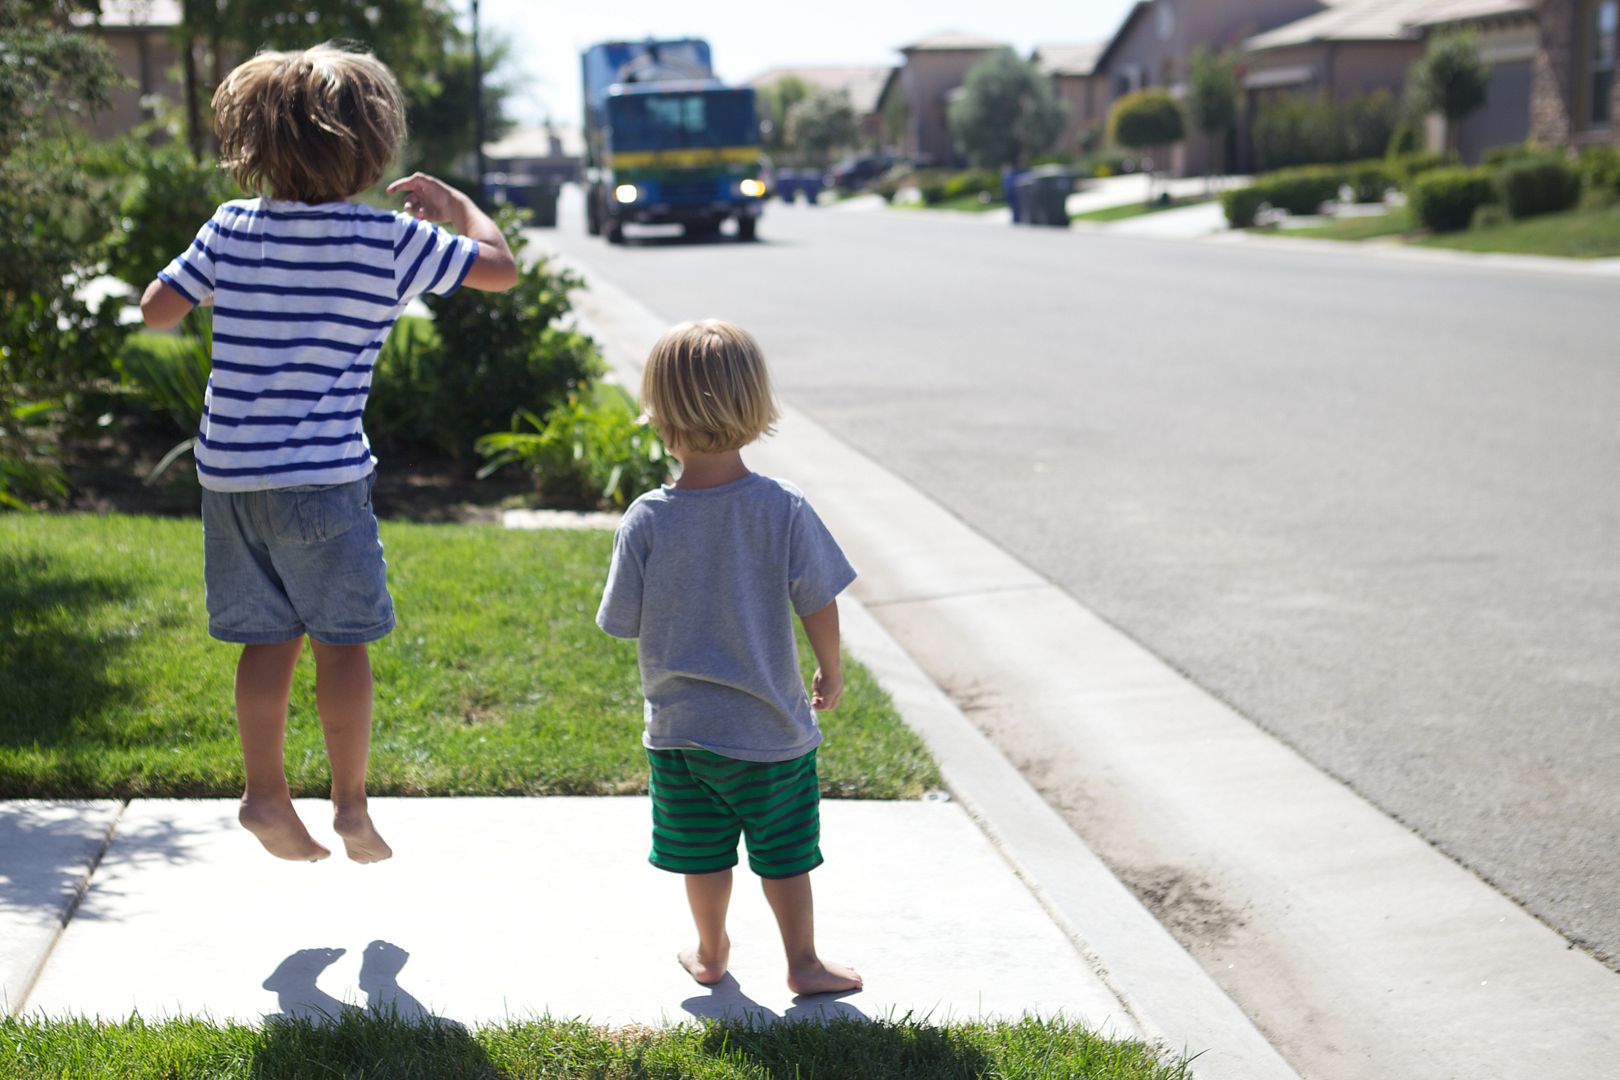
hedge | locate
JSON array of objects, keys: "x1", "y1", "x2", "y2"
[
  {"x1": 1497, "y1": 157, "x2": 1583, "y2": 220},
  {"x1": 1410, "y1": 166, "x2": 1497, "y2": 232}
]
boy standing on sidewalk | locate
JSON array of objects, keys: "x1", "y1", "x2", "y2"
[
  {"x1": 597, "y1": 319, "x2": 863, "y2": 995},
  {"x1": 139, "y1": 44, "x2": 517, "y2": 863}
]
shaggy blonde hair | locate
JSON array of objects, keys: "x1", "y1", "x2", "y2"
[
  {"x1": 212, "y1": 43, "x2": 406, "y2": 204},
  {"x1": 642, "y1": 320, "x2": 780, "y2": 453}
]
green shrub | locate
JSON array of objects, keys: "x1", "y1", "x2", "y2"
[
  {"x1": 117, "y1": 314, "x2": 212, "y2": 436},
  {"x1": 1579, "y1": 145, "x2": 1620, "y2": 195},
  {"x1": 867, "y1": 167, "x2": 911, "y2": 202},
  {"x1": 1221, "y1": 186, "x2": 1265, "y2": 228},
  {"x1": 0, "y1": 396, "x2": 70, "y2": 510},
  {"x1": 1482, "y1": 143, "x2": 1542, "y2": 168},
  {"x1": 1410, "y1": 166, "x2": 1497, "y2": 232},
  {"x1": 104, "y1": 143, "x2": 240, "y2": 292},
  {"x1": 1253, "y1": 91, "x2": 1396, "y2": 171},
  {"x1": 1258, "y1": 166, "x2": 1344, "y2": 215},
  {"x1": 476, "y1": 384, "x2": 670, "y2": 509},
  {"x1": 368, "y1": 209, "x2": 602, "y2": 461},
  {"x1": 1497, "y1": 156, "x2": 1582, "y2": 220},
  {"x1": 911, "y1": 169, "x2": 954, "y2": 205},
  {"x1": 940, "y1": 169, "x2": 1001, "y2": 202},
  {"x1": 1345, "y1": 159, "x2": 1396, "y2": 203},
  {"x1": 1389, "y1": 151, "x2": 1454, "y2": 189}
]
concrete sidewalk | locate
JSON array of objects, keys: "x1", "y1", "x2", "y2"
[{"x1": 4, "y1": 798, "x2": 1129, "y2": 1031}]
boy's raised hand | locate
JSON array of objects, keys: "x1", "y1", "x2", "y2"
[{"x1": 387, "y1": 172, "x2": 463, "y2": 224}]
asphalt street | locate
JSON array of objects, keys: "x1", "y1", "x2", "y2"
[{"x1": 535, "y1": 189, "x2": 1620, "y2": 972}]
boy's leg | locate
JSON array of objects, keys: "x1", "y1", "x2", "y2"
[
  {"x1": 680, "y1": 869, "x2": 734, "y2": 985},
  {"x1": 760, "y1": 872, "x2": 862, "y2": 995},
  {"x1": 236, "y1": 638, "x2": 330, "y2": 861},
  {"x1": 308, "y1": 640, "x2": 391, "y2": 863}
]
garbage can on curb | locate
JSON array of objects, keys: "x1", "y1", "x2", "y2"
[
  {"x1": 524, "y1": 180, "x2": 560, "y2": 227},
  {"x1": 1025, "y1": 166, "x2": 1075, "y2": 227}
]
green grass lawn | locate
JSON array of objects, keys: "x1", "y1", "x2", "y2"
[
  {"x1": 894, "y1": 195, "x2": 1007, "y2": 213},
  {"x1": 0, "y1": 1013, "x2": 1190, "y2": 1080},
  {"x1": 1070, "y1": 196, "x2": 1213, "y2": 224},
  {"x1": 0, "y1": 514, "x2": 937, "y2": 800},
  {"x1": 1278, "y1": 206, "x2": 1415, "y2": 241},
  {"x1": 1275, "y1": 203, "x2": 1620, "y2": 257},
  {"x1": 1419, "y1": 202, "x2": 1620, "y2": 258}
]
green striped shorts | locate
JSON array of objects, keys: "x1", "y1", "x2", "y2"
[{"x1": 647, "y1": 747, "x2": 824, "y2": 879}]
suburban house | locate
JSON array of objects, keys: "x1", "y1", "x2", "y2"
[
  {"x1": 875, "y1": 32, "x2": 1005, "y2": 165},
  {"x1": 1092, "y1": 0, "x2": 1327, "y2": 176},
  {"x1": 1242, "y1": 0, "x2": 1537, "y2": 163},
  {"x1": 70, "y1": 0, "x2": 184, "y2": 141},
  {"x1": 482, "y1": 124, "x2": 585, "y2": 185},
  {"x1": 745, "y1": 65, "x2": 894, "y2": 149},
  {"x1": 1532, "y1": 0, "x2": 1620, "y2": 147},
  {"x1": 1031, "y1": 42, "x2": 1109, "y2": 156}
]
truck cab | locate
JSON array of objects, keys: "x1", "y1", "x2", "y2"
[{"x1": 582, "y1": 40, "x2": 767, "y2": 242}]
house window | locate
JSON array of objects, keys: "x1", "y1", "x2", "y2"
[{"x1": 1589, "y1": 0, "x2": 1619, "y2": 127}]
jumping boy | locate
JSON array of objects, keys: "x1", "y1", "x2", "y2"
[
  {"x1": 597, "y1": 319, "x2": 863, "y2": 995},
  {"x1": 140, "y1": 44, "x2": 518, "y2": 863}
]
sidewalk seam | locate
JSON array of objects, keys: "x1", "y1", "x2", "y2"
[{"x1": 12, "y1": 799, "x2": 127, "y2": 1016}]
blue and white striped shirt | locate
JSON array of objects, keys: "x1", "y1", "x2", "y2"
[{"x1": 159, "y1": 198, "x2": 479, "y2": 492}]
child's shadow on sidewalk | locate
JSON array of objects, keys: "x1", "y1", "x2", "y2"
[
  {"x1": 262, "y1": 940, "x2": 463, "y2": 1028},
  {"x1": 681, "y1": 975, "x2": 867, "y2": 1024}
]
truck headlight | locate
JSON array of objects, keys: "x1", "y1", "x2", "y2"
[
  {"x1": 739, "y1": 178, "x2": 766, "y2": 198},
  {"x1": 614, "y1": 184, "x2": 639, "y2": 203}
]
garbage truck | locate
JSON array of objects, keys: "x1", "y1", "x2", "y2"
[{"x1": 581, "y1": 39, "x2": 767, "y2": 242}]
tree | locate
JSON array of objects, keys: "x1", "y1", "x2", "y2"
[
  {"x1": 1, "y1": 0, "x2": 128, "y2": 507},
  {"x1": 882, "y1": 82, "x2": 910, "y2": 151},
  {"x1": 1107, "y1": 88, "x2": 1186, "y2": 199},
  {"x1": 755, "y1": 75, "x2": 810, "y2": 160},
  {"x1": 787, "y1": 89, "x2": 858, "y2": 168},
  {"x1": 174, "y1": 1, "x2": 510, "y2": 181},
  {"x1": 947, "y1": 49, "x2": 1066, "y2": 170},
  {"x1": 1186, "y1": 47, "x2": 1240, "y2": 189},
  {"x1": 1409, "y1": 31, "x2": 1489, "y2": 155}
]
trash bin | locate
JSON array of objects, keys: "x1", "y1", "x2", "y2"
[
  {"x1": 1004, "y1": 169, "x2": 1029, "y2": 223},
  {"x1": 524, "y1": 180, "x2": 559, "y2": 227},
  {"x1": 798, "y1": 174, "x2": 823, "y2": 205},
  {"x1": 776, "y1": 170, "x2": 799, "y2": 203},
  {"x1": 1026, "y1": 166, "x2": 1075, "y2": 228}
]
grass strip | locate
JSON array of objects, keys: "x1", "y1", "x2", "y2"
[
  {"x1": 1419, "y1": 203, "x2": 1620, "y2": 258},
  {"x1": 0, "y1": 1013, "x2": 1191, "y2": 1080},
  {"x1": 1277, "y1": 207, "x2": 1415, "y2": 242},
  {"x1": 1070, "y1": 197, "x2": 1213, "y2": 224},
  {"x1": 0, "y1": 514, "x2": 938, "y2": 799}
]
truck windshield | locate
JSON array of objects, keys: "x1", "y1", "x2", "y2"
[{"x1": 608, "y1": 91, "x2": 758, "y2": 151}]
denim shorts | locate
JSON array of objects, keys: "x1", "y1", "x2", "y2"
[{"x1": 201, "y1": 473, "x2": 395, "y2": 645}]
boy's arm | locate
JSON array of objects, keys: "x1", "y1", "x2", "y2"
[
  {"x1": 386, "y1": 173, "x2": 518, "y2": 292},
  {"x1": 799, "y1": 599, "x2": 843, "y2": 711},
  {"x1": 139, "y1": 279, "x2": 196, "y2": 330}
]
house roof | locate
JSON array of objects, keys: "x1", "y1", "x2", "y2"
[
  {"x1": 1031, "y1": 42, "x2": 1106, "y2": 78},
  {"x1": 899, "y1": 31, "x2": 1005, "y2": 53},
  {"x1": 1092, "y1": 2, "x2": 1154, "y2": 75},
  {"x1": 744, "y1": 65, "x2": 895, "y2": 115},
  {"x1": 1245, "y1": 0, "x2": 1528, "y2": 51},
  {"x1": 1406, "y1": 0, "x2": 1535, "y2": 28},
  {"x1": 70, "y1": 0, "x2": 180, "y2": 28}
]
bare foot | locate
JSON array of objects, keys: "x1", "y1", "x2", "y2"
[
  {"x1": 239, "y1": 797, "x2": 330, "y2": 862},
  {"x1": 333, "y1": 807, "x2": 393, "y2": 864},
  {"x1": 788, "y1": 958, "x2": 863, "y2": 996},
  {"x1": 678, "y1": 935, "x2": 730, "y2": 986}
]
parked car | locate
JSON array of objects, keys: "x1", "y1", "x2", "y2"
[{"x1": 825, "y1": 153, "x2": 897, "y2": 193}]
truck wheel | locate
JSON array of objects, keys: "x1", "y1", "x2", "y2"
[
  {"x1": 586, "y1": 193, "x2": 601, "y2": 235},
  {"x1": 735, "y1": 216, "x2": 757, "y2": 242},
  {"x1": 606, "y1": 219, "x2": 625, "y2": 244}
]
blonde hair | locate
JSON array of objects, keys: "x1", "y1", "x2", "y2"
[
  {"x1": 212, "y1": 43, "x2": 406, "y2": 204},
  {"x1": 641, "y1": 320, "x2": 780, "y2": 453}
]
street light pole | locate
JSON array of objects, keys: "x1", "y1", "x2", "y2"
[{"x1": 472, "y1": 0, "x2": 486, "y2": 195}]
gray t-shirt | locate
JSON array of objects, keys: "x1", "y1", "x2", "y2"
[{"x1": 596, "y1": 473, "x2": 856, "y2": 762}]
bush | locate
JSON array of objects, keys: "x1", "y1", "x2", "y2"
[
  {"x1": 367, "y1": 209, "x2": 603, "y2": 461},
  {"x1": 1345, "y1": 159, "x2": 1396, "y2": 203},
  {"x1": 1579, "y1": 145, "x2": 1620, "y2": 195},
  {"x1": 1497, "y1": 157, "x2": 1583, "y2": 220},
  {"x1": 1252, "y1": 91, "x2": 1397, "y2": 171},
  {"x1": 117, "y1": 313, "x2": 212, "y2": 437},
  {"x1": 1259, "y1": 166, "x2": 1344, "y2": 215},
  {"x1": 104, "y1": 143, "x2": 240, "y2": 292},
  {"x1": 1221, "y1": 186, "x2": 1266, "y2": 228},
  {"x1": 940, "y1": 169, "x2": 1001, "y2": 202},
  {"x1": 476, "y1": 384, "x2": 670, "y2": 509},
  {"x1": 1389, "y1": 151, "x2": 1453, "y2": 189},
  {"x1": 1410, "y1": 166, "x2": 1497, "y2": 232},
  {"x1": 867, "y1": 166, "x2": 912, "y2": 202},
  {"x1": 1482, "y1": 143, "x2": 1542, "y2": 168},
  {"x1": 1108, "y1": 89, "x2": 1187, "y2": 156},
  {"x1": 910, "y1": 169, "x2": 955, "y2": 205}
]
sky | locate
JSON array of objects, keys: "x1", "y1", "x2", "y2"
[{"x1": 477, "y1": 0, "x2": 1139, "y2": 129}]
